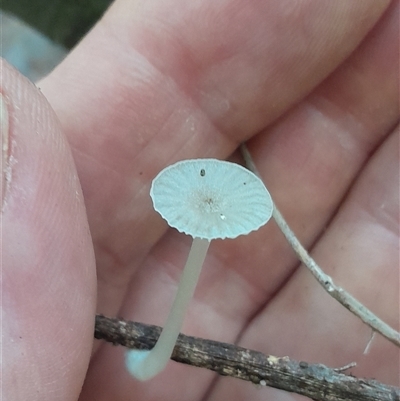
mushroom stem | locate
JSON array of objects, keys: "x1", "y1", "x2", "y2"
[{"x1": 126, "y1": 237, "x2": 211, "y2": 381}]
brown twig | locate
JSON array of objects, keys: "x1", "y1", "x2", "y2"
[
  {"x1": 95, "y1": 315, "x2": 400, "y2": 401},
  {"x1": 240, "y1": 144, "x2": 400, "y2": 347}
]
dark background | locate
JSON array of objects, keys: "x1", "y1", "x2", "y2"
[{"x1": 2, "y1": 0, "x2": 112, "y2": 49}]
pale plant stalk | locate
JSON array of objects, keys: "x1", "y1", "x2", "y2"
[
  {"x1": 125, "y1": 238, "x2": 210, "y2": 380},
  {"x1": 240, "y1": 144, "x2": 400, "y2": 347}
]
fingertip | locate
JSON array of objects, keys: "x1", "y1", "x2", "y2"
[
  {"x1": 1, "y1": 90, "x2": 10, "y2": 209},
  {"x1": 1, "y1": 60, "x2": 96, "y2": 400}
]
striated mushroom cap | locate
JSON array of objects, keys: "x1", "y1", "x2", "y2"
[{"x1": 150, "y1": 159, "x2": 273, "y2": 240}]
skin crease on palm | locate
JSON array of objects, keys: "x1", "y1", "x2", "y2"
[{"x1": 2, "y1": 0, "x2": 399, "y2": 400}]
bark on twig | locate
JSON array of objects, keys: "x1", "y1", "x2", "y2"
[
  {"x1": 95, "y1": 315, "x2": 400, "y2": 401},
  {"x1": 240, "y1": 144, "x2": 400, "y2": 347}
]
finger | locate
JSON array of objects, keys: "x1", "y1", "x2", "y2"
[
  {"x1": 129, "y1": 0, "x2": 399, "y2": 344},
  {"x1": 2, "y1": 61, "x2": 96, "y2": 401},
  {"x1": 80, "y1": 2, "x2": 399, "y2": 399},
  {"x1": 209, "y1": 124, "x2": 399, "y2": 401},
  {"x1": 40, "y1": 0, "x2": 390, "y2": 318},
  {"x1": 241, "y1": 0, "x2": 399, "y2": 297}
]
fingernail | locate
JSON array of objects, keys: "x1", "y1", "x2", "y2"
[{"x1": 1, "y1": 93, "x2": 10, "y2": 210}]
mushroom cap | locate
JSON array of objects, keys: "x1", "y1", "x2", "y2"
[{"x1": 150, "y1": 159, "x2": 273, "y2": 240}]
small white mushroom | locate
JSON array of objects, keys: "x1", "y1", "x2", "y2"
[{"x1": 125, "y1": 158, "x2": 273, "y2": 381}]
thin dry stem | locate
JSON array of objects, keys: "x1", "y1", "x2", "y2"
[
  {"x1": 95, "y1": 315, "x2": 400, "y2": 401},
  {"x1": 240, "y1": 144, "x2": 400, "y2": 347}
]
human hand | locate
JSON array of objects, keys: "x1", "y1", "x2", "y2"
[{"x1": 3, "y1": 0, "x2": 399, "y2": 400}]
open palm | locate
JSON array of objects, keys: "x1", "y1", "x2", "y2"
[{"x1": 4, "y1": 0, "x2": 399, "y2": 400}]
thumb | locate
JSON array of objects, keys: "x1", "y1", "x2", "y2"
[{"x1": 2, "y1": 60, "x2": 96, "y2": 401}]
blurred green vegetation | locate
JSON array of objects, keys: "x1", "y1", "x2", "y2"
[{"x1": 2, "y1": 0, "x2": 112, "y2": 49}]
